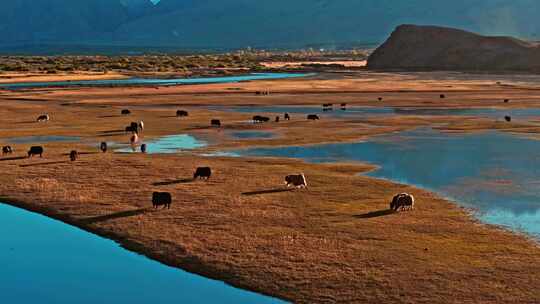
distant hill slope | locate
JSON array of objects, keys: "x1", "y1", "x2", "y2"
[
  {"x1": 367, "y1": 25, "x2": 540, "y2": 72},
  {"x1": 2, "y1": 0, "x2": 540, "y2": 53},
  {"x1": 111, "y1": 0, "x2": 540, "y2": 49},
  {"x1": 0, "y1": 0, "x2": 131, "y2": 45}
]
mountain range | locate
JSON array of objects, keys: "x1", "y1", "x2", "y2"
[{"x1": 1, "y1": 0, "x2": 540, "y2": 53}]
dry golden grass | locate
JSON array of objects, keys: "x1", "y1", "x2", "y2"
[
  {"x1": 0, "y1": 71, "x2": 128, "y2": 83},
  {"x1": 1, "y1": 70, "x2": 540, "y2": 303}
]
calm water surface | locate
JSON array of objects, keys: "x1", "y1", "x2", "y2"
[
  {"x1": 5, "y1": 135, "x2": 81, "y2": 144},
  {"x1": 1, "y1": 73, "x2": 314, "y2": 90},
  {"x1": 0, "y1": 203, "x2": 285, "y2": 304},
  {"x1": 115, "y1": 134, "x2": 207, "y2": 153},
  {"x1": 231, "y1": 131, "x2": 275, "y2": 139},
  {"x1": 213, "y1": 105, "x2": 540, "y2": 120},
  {"x1": 236, "y1": 129, "x2": 540, "y2": 239}
]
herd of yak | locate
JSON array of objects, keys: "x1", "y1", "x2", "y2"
[{"x1": 0, "y1": 101, "x2": 460, "y2": 213}]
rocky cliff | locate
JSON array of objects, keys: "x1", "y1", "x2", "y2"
[{"x1": 367, "y1": 25, "x2": 540, "y2": 72}]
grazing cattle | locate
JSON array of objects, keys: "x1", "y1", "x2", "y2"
[
  {"x1": 211, "y1": 119, "x2": 221, "y2": 127},
  {"x1": 322, "y1": 103, "x2": 333, "y2": 111},
  {"x1": 176, "y1": 110, "x2": 189, "y2": 117},
  {"x1": 284, "y1": 113, "x2": 290, "y2": 121},
  {"x1": 130, "y1": 133, "x2": 139, "y2": 145},
  {"x1": 505, "y1": 116, "x2": 512, "y2": 122},
  {"x1": 152, "y1": 192, "x2": 172, "y2": 209},
  {"x1": 378, "y1": 97, "x2": 383, "y2": 102},
  {"x1": 69, "y1": 150, "x2": 79, "y2": 162},
  {"x1": 275, "y1": 116, "x2": 280, "y2": 122},
  {"x1": 285, "y1": 174, "x2": 308, "y2": 188},
  {"x1": 194, "y1": 167, "x2": 212, "y2": 180},
  {"x1": 36, "y1": 114, "x2": 50, "y2": 122},
  {"x1": 27, "y1": 146, "x2": 43, "y2": 158},
  {"x1": 138, "y1": 121, "x2": 144, "y2": 132},
  {"x1": 307, "y1": 114, "x2": 320, "y2": 120},
  {"x1": 390, "y1": 193, "x2": 415, "y2": 211},
  {"x1": 2, "y1": 146, "x2": 13, "y2": 155},
  {"x1": 440, "y1": 94, "x2": 446, "y2": 99},
  {"x1": 253, "y1": 115, "x2": 270, "y2": 123},
  {"x1": 341, "y1": 103, "x2": 347, "y2": 110},
  {"x1": 100, "y1": 142, "x2": 108, "y2": 153},
  {"x1": 121, "y1": 109, "x2": 131, "y2": 115},
  {"x1": 141, "y1": 144, "x2": 147, "y2": 153},
  {"x1": 504, "y1": 99, "x2": 510, "y2": 103}
]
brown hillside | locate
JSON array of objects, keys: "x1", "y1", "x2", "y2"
[{"x1": 367, "y1": 24, "x2": 540, "y2": 72}]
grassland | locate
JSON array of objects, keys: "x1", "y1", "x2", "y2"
[
  {"x1": 0, "y1": 50, "x2": 368, "y2": 83},
  {"x1": 1, "y1": 70, "x2": 540, "y2": 303}
]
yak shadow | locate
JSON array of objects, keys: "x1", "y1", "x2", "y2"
[
  {"x1": 19, "y1": 160, "x2": 70, "y2": 167},
  {"x1": 242, "y1": 188, "x2": 295, "y2": 196},
  {"x1": 0, "y1": 156, "x2": 28, "y2": 162},
  {"x1": 98, "y1": 129, "x2": 125, "y2": 134},
  {"x1": 79, "y1": 152, "x2": 100, "y2": 155},
  {"x1": 60, "y1": 151, "x2": 99, "y2": 156},
  {"x1": 81, "y1": 208, "x2": 149, "y2": 224},
  {"x1": 354, "y1": 209, "x2": 395, "y2": 219},
  {"x1": 153, "y1": 178, "x2": 194, "y2": 186},
  {"x1": 99, "y1": 133, "x2": 126, "y2": 138},
  {"x1": 97, "y1": 115, "x2": 122, "y2": 118},
  {"x1": 14, "y1": 120, "x2": 37, "y2": 124}
]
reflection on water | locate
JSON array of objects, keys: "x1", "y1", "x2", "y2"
[
  {"x1": 115, "y1": 134, "x2": 206, "y2": 153},
  {"x1": 237, "y1": 129, "x2": 540, "y2": 239},
  {"x1": 209, "y1": 105, "x2": 393, "y2": 117},
  {"x1": 213, "y1": 105, "x2": 540, "y2": 120},
  {"x1": 1, "y1": 73, "x2": 314, "y2": 90},
  {"x1": 0, "y1": 203, "x2": 284, "y2": 304},
  {"x1": 5, "y1": 135, "x2": 81, "y2": 144}
]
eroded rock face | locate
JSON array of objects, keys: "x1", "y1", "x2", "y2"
[{"x1": 367, "y1": 24, "x2": 540, "y2": 72}]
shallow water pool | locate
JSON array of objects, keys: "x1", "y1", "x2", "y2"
[
  {"x1": 1, "y1": 73, "x2": 314, "y2": 90},
  {"x1": 0, "y1": 203, "x2": 285, "y2": 304},
  {"x1": 231, "y1": 131, "x2": 275, "y2": 139},
  {"x1": 236, "y1": 128, "x2": 540, "y2": 239},
  {"x1": 211, "y1": 105, "x2": 540, "y2": 120},
  {"x1": 5, "y1": 135, "x2": 81, "y2": 144},
  {"x1": 115, "y1": 134, "x2": 207, "y2": 154}
]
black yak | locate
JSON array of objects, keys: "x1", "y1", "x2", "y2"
[
  {"x1": 69, "y1": 150, "x2": 79, "y2": 162},
  {"x1": 285, "y1": 174, "x2": 308, "y2": 188},
  {"x1": 152, "y1": 192, "x2": 172, "y2": 209},
  {"x1": 390, "y1": 193, "x2": 415, "y2": 211},
  {"x1": 194, "y1": 167, "x2": 212, "y2": 180},
  {"x1": 28, "y1": 146, "x2": 44, "y2": 158}
]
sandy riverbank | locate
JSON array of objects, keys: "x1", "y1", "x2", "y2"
[
  {"x1": 0, "y1": 71, "x2": 130, "y2": 84},
  {"x1": 1, "y1": 71, "x2": 540, "y2": 303}
]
